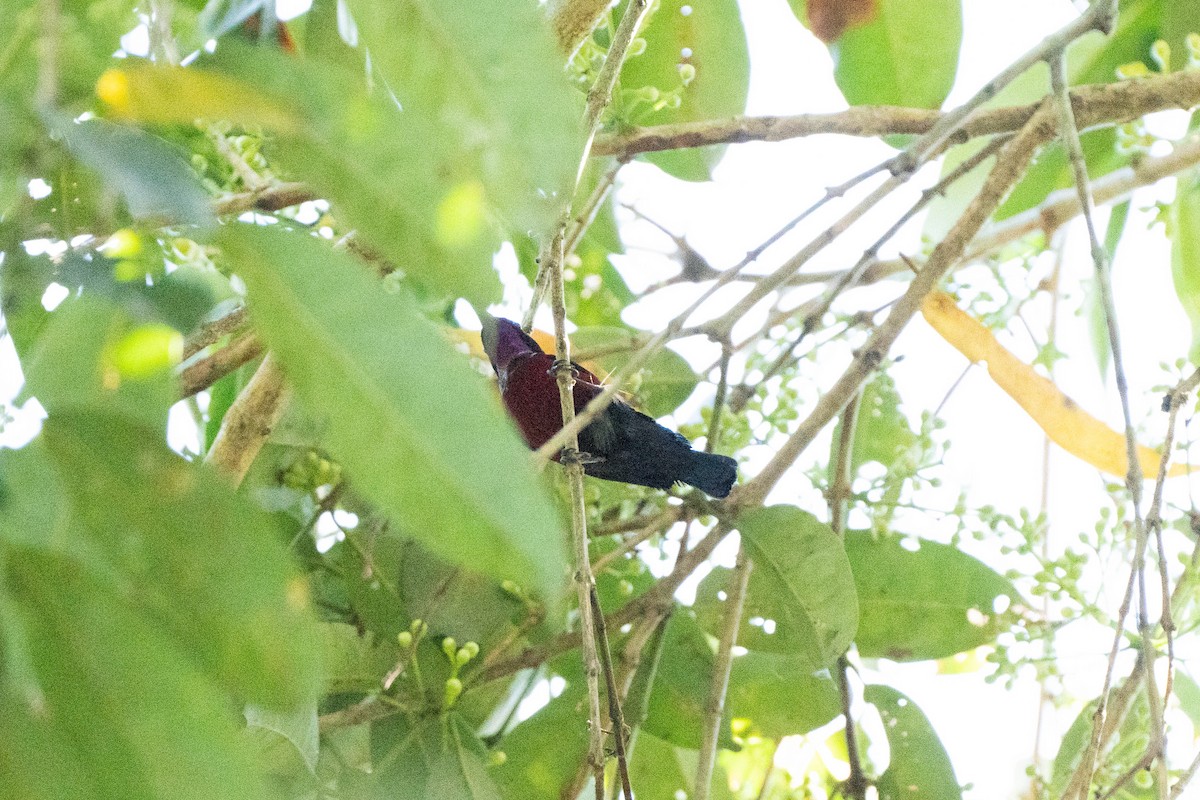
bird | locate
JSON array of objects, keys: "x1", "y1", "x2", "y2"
[{"x1": 479, "y1": 314, "x2": 737, "y2": 498}]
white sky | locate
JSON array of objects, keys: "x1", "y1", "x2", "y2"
[{"x1": 2, "y1": 0, "x2": 1199, "y2": 797}]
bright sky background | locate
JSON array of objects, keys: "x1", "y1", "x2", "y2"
[{"x1": 2, "y1": 1, "x2": 1199, "y2": 797}]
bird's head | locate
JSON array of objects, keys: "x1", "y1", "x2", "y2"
[{"x1": 479, "y1": 313, "x2": 544, "y2": 374}]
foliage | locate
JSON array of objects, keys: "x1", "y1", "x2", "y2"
[{"x1": 1, "y1": 1, "x2": 1199, "y2": 800}]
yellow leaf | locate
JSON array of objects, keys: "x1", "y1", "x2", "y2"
[
  {"x1": 96, "y1": 67, "x2": 299, "y2": 133},
  {"x1": 104, "y1": 323, "x2": 183, "y2": 380},
  {"x1": 436, "y1": 181, "x2": 487, "y2": 248},
  {"x1": 921, "y1": 291, "x2": 1190, "y2": 479}
]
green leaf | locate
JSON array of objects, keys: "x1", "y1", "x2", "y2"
[
  {"x1": 643, "y1": 608, "x2": 737, "y2": 750},
  {"x1": 0, "y1": 693, "x2": 95, "y2": 800},
  {"x1": 54, "y1": 117, "x2": 213, "y2": 227},
  {"x1": 865, "y1": 684, "x2": 962, "y2": 800},
  {"x1": 1171, "y1": 169, "x2": 1200, "y2": 363},
  {"x1": 245, "y1": 701, "x2": 320, "y2": 774},
  {"x1": 21, "y1": 297, "x2": 176, "y2": 431},
  {"x1": 628, "y1": 731, "x2": 737, "y2": 800},
  {"x1": 1173, "y1": 670, "x2": 1200, "y2": 731},
  {"x1": 697, "y1": 506, "x2": 858, "y2": 666},
  {"x1": 846, "y1": 531, "x2": 1018, "y2": 661},
  {"x1": 219, "y1": 224, "x2": 567, "y2": 608},
  {"x1": 494, "y1": 682, "x2": 589, "y2": 800},
  {"x1": 40, "y1": 409, "x2": 321, "y2": 709},
  {"x1": 319, "y1": 622, "x2": 397, "y2": 695},
  {"x1": 726, "y1": 652, "x2": 841, "y2": 738},
  {"x1": 1090, "y1": 198, "x2": 1131, "y2": 379},
  {"x1": 1049, "y1": 696, "x2": 1095, "y2": 799},
  {"x1": 831, "y1": 0, "x2": 961, "y2": 109},
  {"x1": 618, "y1": 0, "x2": 750, "y2": 181},
  {"x1": 106, "y1": 51, "x2": 500, "y2": 303},
  {"x1": 2, "y1": 547, "x2": 272, "y2": 800},
  {"x1": 0, "y1": 442, "x2": 75, "y2": 554},
  {"x1": 571, "y1": 326, "x2": 699, "y2": 417},
  {"x1": 437, "y1": 714, "x2": 503, "y2": 800},
  {"x1": 344, "y1": 0, "x2": 581, "y2": 237},
  {"x1": 831, "y1": 371, "x2": 916, "y2": 475}
]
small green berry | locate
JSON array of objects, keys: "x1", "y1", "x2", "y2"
[
  {"x1": 397, "y1": 631, "x2": 413, "y2": 648},
  {"x1": 444, "y1": 677, "x2": 464, "y2": 707},
  {"x1": 442, "y1": 637, "x2": 457, "y2": 660}
]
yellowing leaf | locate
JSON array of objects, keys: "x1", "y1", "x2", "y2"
[
  {"x1": 96, "y1": 66, "x2": 299, "y2": 133},
  {"x1": 921, "y1": 291, "x2": 1190, "y2": 479},
  {"x1": 436, "y1": 181, "x2": 487, "y2": 247},
  {"x1": 104, "y1": 322, "x2": 183, "y2": 379}
]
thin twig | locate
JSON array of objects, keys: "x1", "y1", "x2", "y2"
[
  {"x1": 183, "y1": 306, "x2": 250, "y2": 360},
  {"x1": 1050, "y1": 42, "x2": 1166, "y2": 797},
  {"x1": 546, "y1": 227, "x2": 606, "y2": 800},
  {"x1": 828, "y1": 389, "x2": 866, "y2": 800},
  {"x1": 539, "y1": 2, "x2": 653, "y2": 794},
  {"x1": 695, "y1": 544, "x2": 751, "y2": 800},
  {"x1": 590, "y1": 586, "x2": 634, "y2": 800},
  {"x1": 732, "y1": 101, "x2": 1057, "y2": 510},
  {"x1": 179, "y1": 333, "x2": 263, "y2": 399}
]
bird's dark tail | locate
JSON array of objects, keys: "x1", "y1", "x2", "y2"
[{"x1": 678, "y1": 450, "x2": 738, "y2": 498}]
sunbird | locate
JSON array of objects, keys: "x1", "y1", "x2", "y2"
[{"x1": 480, "y1": 314, "x2": 737, "y2": 498}]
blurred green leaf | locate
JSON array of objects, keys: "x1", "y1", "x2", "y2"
[
  {"x1": 832, "y1": 0, "x2": 961, "y2": 109},
  {"x1": 846, "y1": 531, "x2": 1018, "y2": 661},
  {"x1": 494, "y1": 681, "x2": 589, "y2": 800},
  {"x1": 865, "y1": 684, "x2": 962, "y2": 800},
  {"x1": 1173, "y1": 670, "x2": 1200, "y2": 730},
  {"x1": 618, "y1": 0, "x2": 749, "y2": 181},
  {"x1": 41, "y1": 409, "x2": 321, "y2": 709},
  {"x1": 572, "y1": 326, "x2": 699, "y2": 417},
  {"x1": 304, "y1": 0, "x2": 362, "y2": 72},
  {"x1": 102, "y1": 50, "x2": 503, "y2": 303},
  {"x1": 1171, "y1": 169, "x2": 1200, "y2": 363},
  {"x1": 220, "y1": 224, "x2": 567, "y2": 608},
  {"x1": 1049, "y1": 696, "x2": 1094, "y2": 799},
  {"x1": 345, "y1": 0, "x2": 581, "y2": 236},
  {"x1": 567, "y1": 191, "x2": 633, "y2": 329},
  {"x1": 372, "y1": 713, "x2": 500, "y2": 800},
  {"x1": 697, "y1": 506, "x2": 858, "y2": 666},
  {"x1": 21, "y1": 297, "x2": 175, "y2": 431},
  {"x1": 54, "y1": 117, "x2": 213, "y2": 226},
  {"x1": 1090, "y1": 198, "x2": 1130, "y2": 379},
  {"x1": 644, "y1": 608, "x2": 737, "y2": 750},
  {"x1": 0, "y1": 693, "x2": 95, "y2": 800},
  {"x1": 3, "y1": 547, "x2": 272, "y2": 800},
  {"x1": 628, "y1": 731, "x2": 737, "y2": 800},
  {"x1": 246, "y1": 701, "x2": 320, "y2": 774},
  {"x1": 726, "y1": 652, "x2": 841, "y2": 739}
]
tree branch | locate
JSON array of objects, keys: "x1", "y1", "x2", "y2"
[
  {"x1": 732, "y1": 101, "x2": 1057, "y2": 509},
  {"x1": 203, "y1": 354, "x2": 289, "y2": 486}
]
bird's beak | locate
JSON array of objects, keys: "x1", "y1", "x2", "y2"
[{"x1": 478, "y1": 311, "x2": 499, "y2": 363}]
